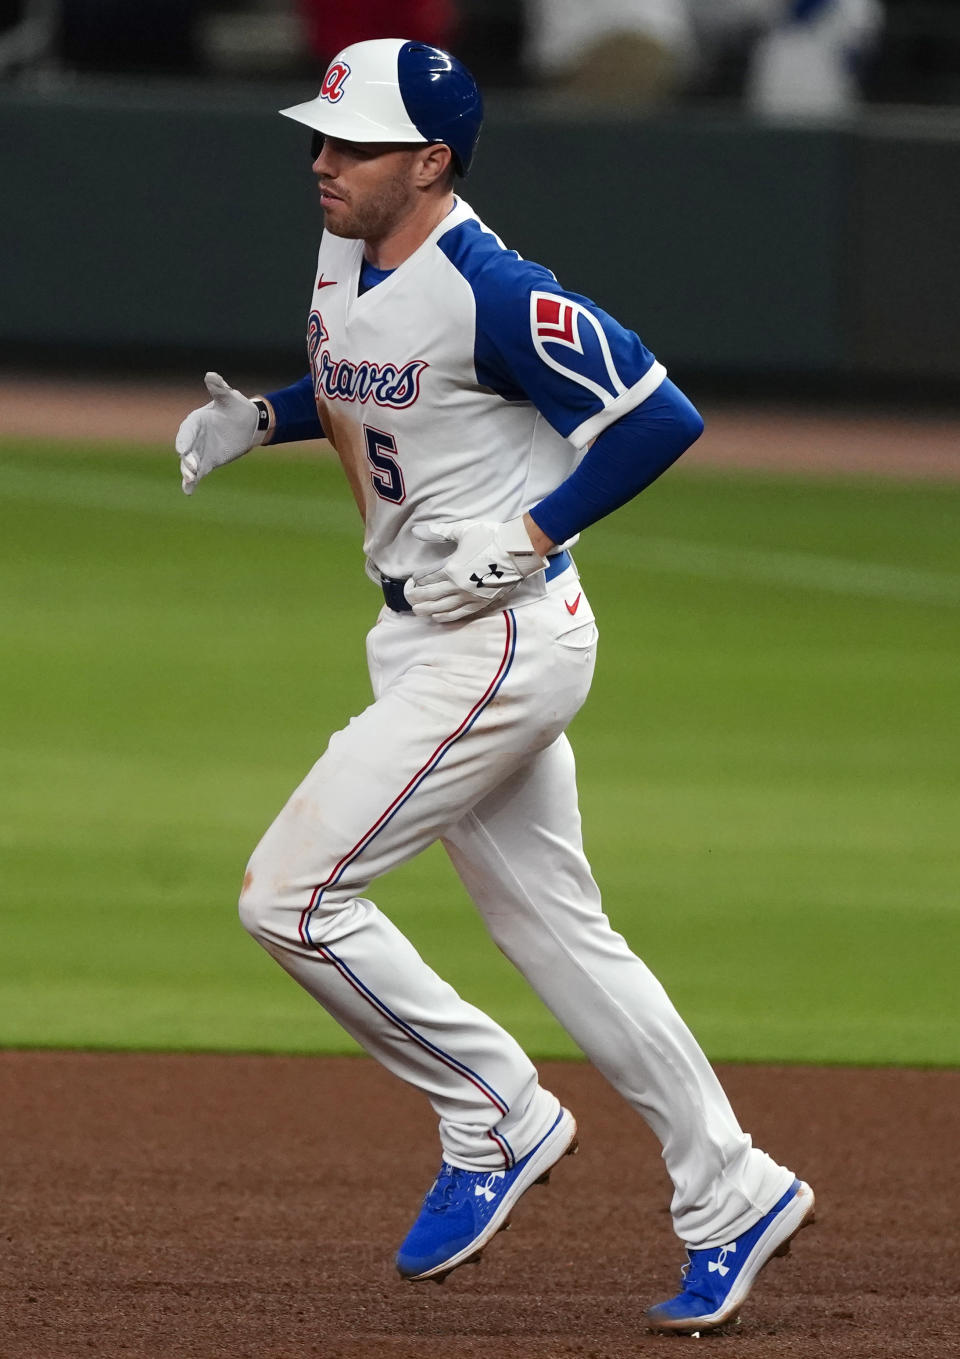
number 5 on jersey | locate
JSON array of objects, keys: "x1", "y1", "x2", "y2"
[{"x1": 364, "y1": 425, "x2": 405, "y2": 504}]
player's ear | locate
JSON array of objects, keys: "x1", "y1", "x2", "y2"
[{"x1": 417, "y1": 143, "x2": 454, "y2": 189}]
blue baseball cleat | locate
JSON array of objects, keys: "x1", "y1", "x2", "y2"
[
  {"x1": 646, "y1": 1178, "x2": 816, "y2": 1334},
  {"x1": 396, "y1": 1106, "x2": 578, "y2": 1282}
]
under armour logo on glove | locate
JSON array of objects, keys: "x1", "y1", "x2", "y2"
[
  {"x1": 405, "y1": 518, "x2": 549, "y2": 623},
  {"x1": 469, "y1": 563, "x2": 506, "y2": 588}
]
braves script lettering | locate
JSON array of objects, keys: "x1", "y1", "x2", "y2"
[{"x1": 307, "y1": 310, "x2": 428, "y2": 409}]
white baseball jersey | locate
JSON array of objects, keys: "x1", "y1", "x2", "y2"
[{"x1": 306, "y1": 197, "x2": 666, "y2": 580}]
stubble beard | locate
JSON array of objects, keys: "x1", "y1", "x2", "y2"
[{"x1": 322, "y1": 165, "x2": 415, "y2": 243}]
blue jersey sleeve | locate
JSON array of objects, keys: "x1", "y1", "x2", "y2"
[
  {"x1": 439, "y1": 220, "x2": 665, "y2": 447},
  {"x1": 530, "y1": 378, "x2": 704, "y2": 544},
  {"x1": 264, "y1": 373, "x2": 324, "y2": 444}
]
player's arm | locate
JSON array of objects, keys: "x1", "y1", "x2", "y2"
[
  {"x1": 406, "y1": 261, "x2": 703, "y2": 620},
  {"x1": 523, "y1": 378, "x2": 703, "y2": 553},
  {"x1": 473, "y1": 268, "x2": 703, "y2": 553},
  {"x1": 175, "y1": 372, "x2": 322, "y2": 495}
]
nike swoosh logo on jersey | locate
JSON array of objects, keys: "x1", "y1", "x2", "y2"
[
  {"x1": 316, "y1": 276, "x2": 337, "y2": 290},
  {"x1": 565, "y1": 593, "x2": 582, "y2": 615}
]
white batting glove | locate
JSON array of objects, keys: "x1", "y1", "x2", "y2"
[
  {"x1": 175, "y1": 372, "x2": 264, "y2": 495},
  {"x1": 405, "y1": 517, "x2": 549, "y2": 623}
]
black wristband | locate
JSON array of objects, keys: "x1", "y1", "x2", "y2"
[{"x1": 253, "y1": 399, "x2": 271, "y2": 433}]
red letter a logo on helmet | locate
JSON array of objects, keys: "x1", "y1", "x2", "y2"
[{"x1": 320, "y1": 62, "x2": 351, "y2": 104}]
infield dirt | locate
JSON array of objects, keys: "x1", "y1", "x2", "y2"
[
  {"x1": 2, "y1": 1051, "x2": 957, "y2": 1359},
  {"x1": 2, "y1": 374, "x2": 959, "y2": 480}
]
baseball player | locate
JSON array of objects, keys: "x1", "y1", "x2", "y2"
[{"x1": 175, "y1": 39, "x2": 814, "y2": 1334}]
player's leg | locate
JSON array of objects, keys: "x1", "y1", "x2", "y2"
[
  {"x1": 238, "y1": 606, "x2": 591, "y2": 1172},
  {"x1": 442, "y1": 731, "x2": 797, "y2": 1249}
]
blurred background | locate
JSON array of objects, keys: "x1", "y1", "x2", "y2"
[
  {"x1": 1, "y1": 3, "x2": 958, "y2": 1065},
  {"x1": 1, "y1": 0, "x2": 959, "y2": 394}
]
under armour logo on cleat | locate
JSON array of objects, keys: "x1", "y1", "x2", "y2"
[
  {"x1": 708, "y1": 1243, "x2": 737, "y2": 1277},
  {"x1": 474, "y1": 1172, "x2": 505, "y2": 1203}
]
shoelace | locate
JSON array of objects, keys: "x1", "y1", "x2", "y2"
[
  {"x1": 679, "y1": 1245, "x2": 731, "y2": 1300},
  {"x1": 424, "y1": 1163, "x2": 467, "y2": 1214}
]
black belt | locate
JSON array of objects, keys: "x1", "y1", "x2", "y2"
[{"x1": 381, "y1": 549, "x2": 573, "y2": 613}]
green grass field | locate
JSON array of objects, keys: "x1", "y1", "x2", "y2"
[{"x1": 2, "y1": 440, "x2": 958, "y2": 1065}]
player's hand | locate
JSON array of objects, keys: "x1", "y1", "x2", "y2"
[
  {"x1": 175, "y1": 372, "x2": 263, "y2": 495},
  {"x1": 405, "y1": 517, "x2": 549, "y2": 623}
]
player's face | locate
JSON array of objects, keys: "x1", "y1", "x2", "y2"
[{"x1": 311, "y1": 136, "x2": 429, "y2": 243}]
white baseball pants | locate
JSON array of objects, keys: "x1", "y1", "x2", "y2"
[{"x1": 239, "y1": 568, "x2": 794, "y2": 1247}]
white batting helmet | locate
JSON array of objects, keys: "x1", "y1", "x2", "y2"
[{"x1": 280, "y1": 37, "x2": 483, "y2": 175}]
